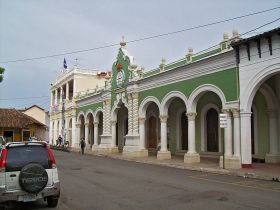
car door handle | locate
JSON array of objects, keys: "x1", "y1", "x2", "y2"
[{"x1": 10, "y1": 174, "x2": 16, "y2": 177}]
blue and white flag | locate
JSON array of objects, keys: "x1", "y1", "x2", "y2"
[{"x1": 63, "y1": 58, "x2": 67, "y2": 69}]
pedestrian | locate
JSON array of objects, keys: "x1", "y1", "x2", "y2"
[
  {"x1": 80, "y1": 138, "x2": 86, "y2": 155},
  {"x1": 58, "y1": 135, "x2": 62, "y2": 147},
  {"x1": 157, "y1": 138, "x2": 161, "y2": 151}
]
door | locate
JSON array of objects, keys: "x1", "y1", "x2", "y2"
[
  {"x1": 181, "y1": 112, "x2": 188, "y2": 150},
  {"x1": 206, "y1": 108, "x2": 219, "y2": 152},
  {"x1": 148, "y1": 116, "x2": 157, "y2": 148},
  {"x1": 22, "y1": 130, "x2": 30, "y2": 141}
]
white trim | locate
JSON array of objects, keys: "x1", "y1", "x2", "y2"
[
  {"x1": 252, "y1": 104, "x2": 258, "y2": 155},
  {"x1": 160, "y1": 91, "x2": 188, "y2": 116},
  {"x1": 188, "y1": 84, "x2": 226, "y2": 112},
  {"x1": 139, "y1": 96, "x2": 161, "y2": 118},
  {"x1": 76, "y1": 111, "x2": 85, "y2": 124},
  {"x1": 241, "y1": 63, "x2": 280, "y2": 112}
]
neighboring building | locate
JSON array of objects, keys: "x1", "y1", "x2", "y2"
[
  {"x1": 51, "y1": 27, "x2": 280, "y2": 170},
  {"x1": 0, "y1": 108, "x2": 46, "y2": 142},
  {"x1": 22, "y1": 105, "x2": 50, "y2": 142},
  {"x1": 49, "y1": 66, "x2": 108, "y2": 147}
]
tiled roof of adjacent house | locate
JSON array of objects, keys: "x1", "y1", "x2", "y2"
[{"x1": 0, "y1": 108, "x2": 45, "y2": 128}]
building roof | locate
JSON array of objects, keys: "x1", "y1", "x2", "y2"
[
  {"x1": 24, "y1": 105, "x2": 45, "y2": 112},
  {"x1": 231, "y1": 27, "x2": 280, "y2": 47},
  {"x1": 0, "y1": 108, "x2": 45, "y2": 128}
]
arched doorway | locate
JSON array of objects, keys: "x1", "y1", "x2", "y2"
[
  {"x1": 181, "y1": 111, "x2": 188, "y2": 150},
  {"x1": 80, "y1": 116, "x2": 85, "y2": 141},
  {"x1": 116, "y1": 104, "x2": 128, "y2": 152},
  {"x1": 206, "y1": 108, "x2": 219, "y2": 152},
  {"x1": 146, "y1": 102, "x2": 160, "y2": 151},
  {"x1": 87, "y1": 113, "x2": 94, "y2": 148}
]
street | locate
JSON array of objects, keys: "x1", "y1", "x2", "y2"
[{"x1": 7, "y1": 150, "x2": 280, "y2": 210}]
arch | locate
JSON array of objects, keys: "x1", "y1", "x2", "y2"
[
  {"x1": 139, "y1": 96, "x2": 161, "y2": 118},
  {"x1": 94, "y1": 107, "x2": 104, "y2": 122},
  {"x1": 111, "y1": 101, "x2": 128, "y2": 122},
  {"x1": 76, "y1": 111, "x2": 85, "y2": 124},
  {"x1": 161, "y1": 91, "x2": 188, "y2": 116},
  {"x1": 200, "y1": 103, "x2": 221, "y2": 153},
  {"x1": 241, "y1": 64, "x2": 280, "y2": 112},
  {"x1": 85, "y1": 109, "x2": 94, "y2": 123},
  {"x1": 259, "y1": 84, "x2": 279, "y2": 110},
  {"x1": 188, "y1": 84, "x2": 226, "y2": 112}
]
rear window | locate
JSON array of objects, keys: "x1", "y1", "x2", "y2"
[{"x1": 5, "y1": 145, "x2": 51, "y2": 172}]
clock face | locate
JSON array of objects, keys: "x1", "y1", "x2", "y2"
[{"x1": 116, "y1": 69, "x2": 125, "y2": 87}]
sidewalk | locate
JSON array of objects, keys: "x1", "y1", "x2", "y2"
[{"x1": 77, "y1": 148, "x2": 280, "y2": 181}]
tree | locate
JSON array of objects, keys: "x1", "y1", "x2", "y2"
[{"x1": 0, "y1": 67, "x2": 5, "y2": 82}]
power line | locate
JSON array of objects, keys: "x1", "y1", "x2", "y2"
[
  {"x1": 0, "y1": 6, "x2": 279, "y2": 64},
  {"x1": 0, "y1": 95, "x2": 49, "y2": 100}
]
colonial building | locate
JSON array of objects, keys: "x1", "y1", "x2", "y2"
[
  {"x1": 49, "y1": 66, "x2": 108, "y2": 147},
  {"x1": 0, "y1": 108, "x2": 46, "y2": 142},
  {"x1": 23, "y1": 105, "x2": 49, "y2": 142},
  {"x1": 53, "y1": 27, "x2": 280, "y2": 169}
]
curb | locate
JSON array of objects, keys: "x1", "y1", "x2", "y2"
[{"x1": 68, "y1": 149, "x2": 279, "y2": 182}]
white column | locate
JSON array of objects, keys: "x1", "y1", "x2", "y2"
[
  {"x1": 60, "y1": 87, "x2": 63, "y2": 104},
  {"x1": 71, "y1": 117, "x2": 76, "y2": 147},
  {"x1": 139, "y1": 117, "x2": 146, "y2": 149},
  {"x1": 159, "y1": 115, "x2": 168, "y2": 152},
  {"x1": 187, "y1": 112, "x2": 197, "y2": 154},
  {"x1": 50, "y1": 92, "x2": 53, "y2": 106},
  {"x1": 132, "y1": 93, "x2": 139, "y2": 134},
  {"x1": 75, "y1": 123, "x2": 80, "y2": 148},
  {"x1": 58, "y1": 120, "x2": 62, "y2": 137},
  {"x1": 55, "y1": 89, "x2": 58, "y2": 105},
  {"x1": 64, "y1": 118, "x2": 68, "y2": 144},
  {"x1": 111, "y1": 121, "x2": 117, "y2": 147},
  {"x1": 85, "y1": 122, "x2": 89, "y2": 148},
  {"x1": 232, "y1": 109, "x2": 241, "y2": 158},
  {"x1": 223, "y1": 109, "x2": 233, "y2": 157},
  {"x1": 240, "y1": 112, "x2": 252, "y2": 167},
  {"x1": 268, "y1": 110, "x2": 278, "y2": 155},
  {"x1": 94, "y1": 122, "x2": 99, "y2": 147},
  {"x1": 66, "y1": 82, "x2": 69, "y2": 100},
  {"x1": 49, "y1": 120, "x2": 53, "y2": 144},
  {"x1": 128, "y1": 94, "x2": 133, "y2": 135}
]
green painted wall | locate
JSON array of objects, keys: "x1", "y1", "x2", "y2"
[
  {"x1": 76, "y1": 102, "x2": 103, "y2": 117},
  {"x1": 139, "y1": 68, "x2": 239, "y2": 105},
  {"x1": 253, "y1": 91, "x2": 269, "y2": 160}
]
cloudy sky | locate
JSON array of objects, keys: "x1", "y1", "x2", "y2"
[{"x1": 0, "y1": 0, "x2": 279, "y2": 110}]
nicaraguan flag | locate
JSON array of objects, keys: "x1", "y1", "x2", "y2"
[{"x1": 63, "y1": 58, "x2": 67, "y2": 69}]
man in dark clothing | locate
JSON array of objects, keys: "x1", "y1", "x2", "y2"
[
  {"x1": 80, "y1": 138, "x2": 86, "y2": 155},
  {"x1": 58, "y1": 135, "x2": 63, "y2": 147}
]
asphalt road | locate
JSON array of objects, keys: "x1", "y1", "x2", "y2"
[{"x1": 6, "y1": 150, "x2": 280, "y2": 210}]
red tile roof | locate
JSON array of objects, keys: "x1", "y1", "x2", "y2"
[{"x1": 0, "y1": 108, "x2": 45, "y2": 128}]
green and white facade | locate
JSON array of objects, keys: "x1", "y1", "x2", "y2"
[{"x1": 65, "y1": 28, "x2": 280, "y2": 169}]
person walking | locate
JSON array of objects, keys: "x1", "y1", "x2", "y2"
[{"x1": 80, "y1": 138, "x2": 86, "y2": 155}]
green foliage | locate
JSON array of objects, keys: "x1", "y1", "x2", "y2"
[{"x1": 0, "y1": 66, "x2": 5, "y2": 82}]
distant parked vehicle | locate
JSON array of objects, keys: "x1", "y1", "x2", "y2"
[{"x1": 0, "y1": 136, "x2": 5, "y2": 145}]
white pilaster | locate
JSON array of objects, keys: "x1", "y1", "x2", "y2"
[
  {"x1": 75, "y1": 123, "x2": 80, "y2": 148},
  {"x1": 66, "y1": 82, "x2": 69, "y2": 100},
  {"x1": 184, "y1": 112, "x2": 200, "y2": 163},
  {"x1": 92, "y1": 122, "x2": 99, "y2": 151},
  {"x1": 49, "y1": 120, "x2": 53, "y2": 144},
  {"x1": 240, "y1": 112, "x2": 252, "y2": 168},
  {"x1": 111, "y1": 120, "x2": 117, "y2": 147},
  {"x1": 266, "y1": 110, "x2": 280, "y2": 163},
  {"x1": 132, "y1": 93, "x2": 139, "y2": 134},
  {"x1": 224, "y1": 109, "x2": 233, "y2": 157},
  {"x1": 157, "y1": 115, "x2": 171, "y2": 160},
  {"x1": 128, "y1": 94, "x2": 133, "y2": 135},
  {"x1": 232, "y1": 109, "x2": 241, "y2": 157},
  {"x1": 55, "y1": 89, "x2": 58, "y2": 105},
  {"x1": 71, "y1": 117, "x2": 76, "y2": 147},
  {"x1": 85, "y1": 122, "x2": 90, "y2": 149},
  {"x1": 139, "y1": 117, "x2": 146, "y2": 149},
  {"x1": 60, "y1": 87, "x2": 63, "y2": 104}
]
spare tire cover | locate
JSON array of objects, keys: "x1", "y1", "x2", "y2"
[{"x1": 19, "y1": 163, "x2": 48, "y2": 193}]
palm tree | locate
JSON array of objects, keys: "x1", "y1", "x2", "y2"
[{"x1": 0, "y1": 67, "x2": 5, "y2": 82}]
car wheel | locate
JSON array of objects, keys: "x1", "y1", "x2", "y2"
[
  {"x1": 19, "y1": 163, "x2": 48, "y2": 194},
  {"x1": 47, "y1": 196, "x2": 59, "y2": 207}
]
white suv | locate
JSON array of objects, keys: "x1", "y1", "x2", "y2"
[{"x1": 0, "y1": 141, "x2": 60, "y2": 208}]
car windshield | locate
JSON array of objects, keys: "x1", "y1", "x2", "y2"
[{"x1": 5, "y1": 145, "x2": 51, "y2": 172}]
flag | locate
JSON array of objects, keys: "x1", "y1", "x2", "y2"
[{"x1": 63, "y1": 58, "x2": 67, "y2": 69}]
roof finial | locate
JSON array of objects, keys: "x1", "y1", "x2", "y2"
[
  {"x1": 120, "y1": 35, "x2": 126, "y2": 48},
  {"x1": 223, "y1": 32, "x2": 229, "y2": 41},
  {"x1": 232, "y1": 28, "x2": 239, "y2": 38}
]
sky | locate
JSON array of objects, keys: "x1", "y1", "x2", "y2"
[{"x1": 0, "y1": 0, "x2": 279, "y2": 111}]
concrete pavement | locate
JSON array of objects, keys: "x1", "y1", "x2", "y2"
[{"x1": 75, "y1": 148, "x2": 280, "y2": 182}]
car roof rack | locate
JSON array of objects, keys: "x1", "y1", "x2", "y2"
[{"x1": 6, "y1": 141, "x2": 48, "y2": 149}]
